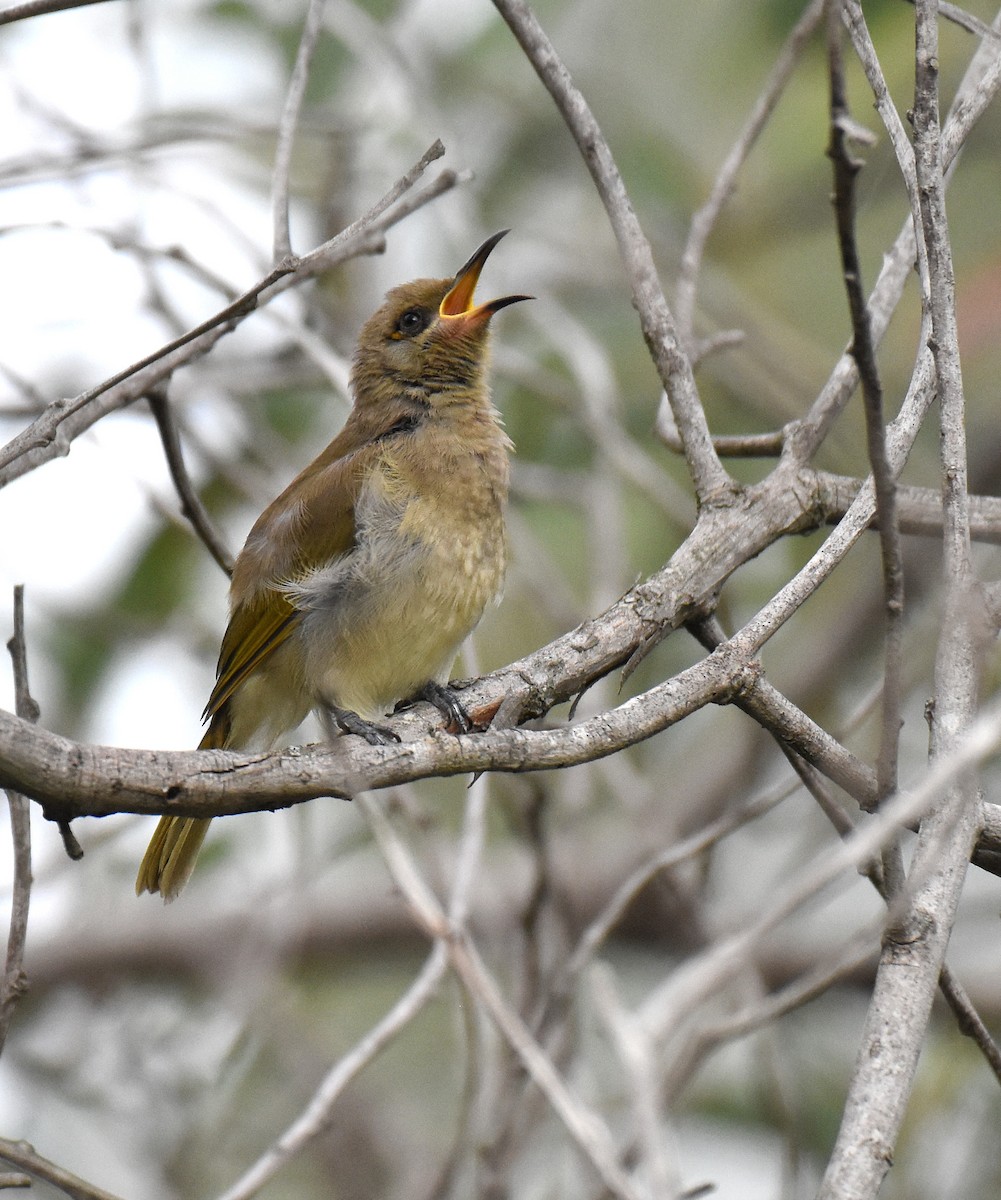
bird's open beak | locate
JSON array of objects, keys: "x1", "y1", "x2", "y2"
[{"x1": 440, "y1": 230, "x2": 533, "y2": 323}]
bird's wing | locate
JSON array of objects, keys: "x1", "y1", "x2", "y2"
[
  {"x1": 203, "y1": 443, "x2": 381, "y2": 725},
  {"x1": 202, "y1": 593, "x2": 301, "y2": 724}
]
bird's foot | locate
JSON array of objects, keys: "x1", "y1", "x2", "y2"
[
  {"x1": 325, "y1": 705, "x2": 400, "y2": 746},
  {"x1": 413, "y1": 680, "x2": 472, "y2": 734}
]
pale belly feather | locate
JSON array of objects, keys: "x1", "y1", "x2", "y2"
[{"x1": 288, "y1": 467, "x2": 506, "y2": 720}]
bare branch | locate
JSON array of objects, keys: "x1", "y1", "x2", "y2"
[
  {"x1": 0, "y1": 352, "x2": 979, "y2": 831},
  {"x1": 0, "y1": 634, "x2": 755, "y2": 819}
]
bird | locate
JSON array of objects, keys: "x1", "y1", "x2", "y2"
[{"x1": 136, "y1": 230, "x2": 530, "y2": 900}]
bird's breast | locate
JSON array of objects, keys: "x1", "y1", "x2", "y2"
[{"x1": 289, "y1": 426, "x2": 509, "y2": 718}]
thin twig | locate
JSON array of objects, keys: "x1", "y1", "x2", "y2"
[
  {"x1": 841, "y1": 2, "x2": 921, "y2": 214},
  {"x1": 491, "y1": 0, "x2": 729, "y2": 503},
  {"x1": 4, "y1": 588, "x2": 38, "y2": 727},
  {"x1": 0, "y1": 0, "x2": 112, "y2": 25},
  {"x1": 1, "y1": 587, "x2": 34, "y2": 1056},
  {"x1": 56, "y1": 821, "x2": 83, "y2": 861},
  {"x1": 677, "y1": 929, "x2": 879, "y2": 1071},
  {"x1": 827, "y1": 7, "x2": 905, "y2": 913},
  {"x1": 1, "y1": 261, "x2": 298, "y2": 472},
  {"x1": 937, "y1": 966, "x2": 1001, "y2": 1083},
  {"x1": 271, "y1": 0, "x2": 327, "y2": 263},
  {"x1": 560, "y1": 776, "x2": 798, "y2": 993},
  {"x1": 0, "y1": 1170, "x2": 32, "y2": 1188},
  {"x1": 676, "y1": 0, "x2": 827, "y2": 344},
  {"x1": 215, "y1": 943, "x2": 448, "y2": 1200},
  {"x1": 371, "y1": 166, "x2": 467, "y2": 228},
  {"x1": 308, "y1": 139, "x2": 447, "y2": 259},
  {"x1": 903, "y1": 0, "x2": 1001, "y2": 41},
  {"x1": 690, "y1": 327, "x2": 746, "y2": 365},
  {"x1": 783, "y1": 748, "x2": 883, "y2": 880},
  {"x1": 655, "y1": 413, "x2": 785, "y2": 459},
  {"x1": 147, "y1": 387, "x2": 235, "y2": 577},
  {"x1": 0, "y1": 1137, "x2": 125, "y2": 1200}
]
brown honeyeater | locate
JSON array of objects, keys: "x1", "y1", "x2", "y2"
[{"x1": 136, "y1": 231, "x2": 530, "y2": 900}]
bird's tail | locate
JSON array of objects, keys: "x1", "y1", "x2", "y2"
[
  {"x1": 134, "y1": 721, "x2": 224, "y2": 901},
  {"x1": 134, "y1": 814, "x2": 211, "y2": 902}
]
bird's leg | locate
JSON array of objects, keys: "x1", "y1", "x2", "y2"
[
  {"x1": 413, "y1": 680, "x2": 473, "y2": 734},
  {"x1": 322, "y1": 705, "x2": 400, "y2": 746}
]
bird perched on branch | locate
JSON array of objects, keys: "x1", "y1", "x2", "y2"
[{"x1": 136, "y1": 231, "x2": 530, "y2": 900}]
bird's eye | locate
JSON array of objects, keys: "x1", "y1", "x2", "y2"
[{"x1": 395, "y1": 308, "x2": 431, "y2": 337}]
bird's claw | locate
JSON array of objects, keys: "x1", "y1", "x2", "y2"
[
  {"x1": 415, "y1": 680, "x2": 473, "y2": 734},
  {"x1": 327, "y1": 705, "x2": 400, "y2": 746}
]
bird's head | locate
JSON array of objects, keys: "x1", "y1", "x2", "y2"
[{"x1": 351, "y1": 230, "x2": 531, "y2": 406}]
